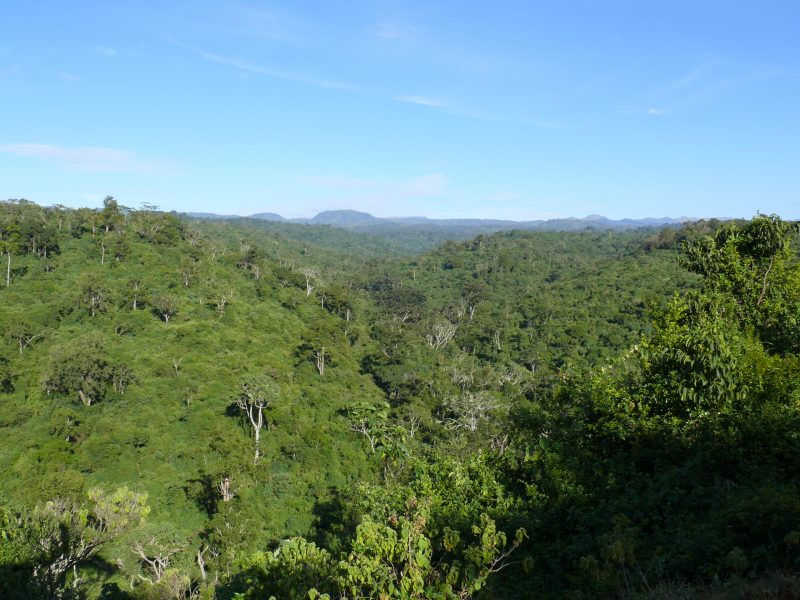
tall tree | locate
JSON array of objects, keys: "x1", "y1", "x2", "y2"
[
  {"x1": 234, "y1": 374, "x2": 279, "y2": 465},
  {"x1": 1, "y1": 221, "x2": 23, "y2": 287},
  {"x1": 44, "y1": 334, "x2": 124, "y2": 406},
  {"x1": 2, "y1": 487, "x2": 148, "y2": 598}
]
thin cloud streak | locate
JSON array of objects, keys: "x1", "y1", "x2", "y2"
[
  {"x1": 0, "y1": 143, "x2": 179, "y2": 175},
  {"x1": 165, "y1": 37, "x2": 367, "y2": 92},
  {"x1": 93, "y1": 46, "x2": 117, "y2": 57},
  {"x1": 297, "y1": 172, "x2": 450, "y2": 198},
  {"x1": 372, "y1": 21, "x2": 418, "y2": 40},
  {"x1": 295, "y1": 175, "x2": 373, "y2": 190},
  {"x1": 394, "y1": 95, "x2": 448, "y2": 108},
  {"x1": 395, "y1": 94, "x2": 569, "y2": 128},
  {"x1": 646, "y1": 61, "x2": 796, "y2": 116},
  {"x1": 168, "y1": 38, "x2": 560, "y2": 127}
]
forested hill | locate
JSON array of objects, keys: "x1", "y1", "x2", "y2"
[
  {"x1": 0, "y1": 199, "x2": 387, "y2": 595},
  {"x1": 2, "y1": 199, "x2": 800, "y2": 600},
  {"x1": 186, "y1": 210, "x2": 695, "y2": 255},
  {"x1": 355, "y1": 229, "x2": 699, "y2": 371}
]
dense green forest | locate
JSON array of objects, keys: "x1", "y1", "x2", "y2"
[{"x1": 2, "y1": 198, "x2": 800, "y2": 599}]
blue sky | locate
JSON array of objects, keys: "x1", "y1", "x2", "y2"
[{"x1": 1, "y1": 1, "x2": 798, "y2": 219}]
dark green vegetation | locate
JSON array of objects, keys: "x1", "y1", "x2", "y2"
[
  {"x1": 188, "y1": 210, "x2": 690, "y2": 256},
  {"x1": 2, "y1": 198, "x2": 799, "y2": 599}
]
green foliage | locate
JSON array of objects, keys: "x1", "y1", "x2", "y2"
[
  {"x1": 44, "y1": 333, "x2": 126, "y2": 406},
  {"x1": 3, "y1": 201, "x2": 799, "y2": 599},
  {"x1": 237, "y1": 496, "x2": 525, "y2": 600},
  {"x1": 0, "y1": 487, "x2": 148, "y2": 599}
]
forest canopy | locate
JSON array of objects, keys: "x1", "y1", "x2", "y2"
[{"x1": 1, "y1": 199, "x2": 799, "y2": 599}]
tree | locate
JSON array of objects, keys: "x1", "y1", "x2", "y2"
[
  {"x1": 179, "y1": 256, "x2": 196, "y2": 288},
  {"x1": 2, "y1": 487, "x2": 148, "y2": 598},
  {"x1": 440, "y1": 390, "x2": 502, "y2": 432},
  {"x1": 679, "y1": 213, "x2": 800, "y2": 352},
  {"x1": 78, "y1": 276, "x2": 111, "y2": 317},
  {"x1": 44, "y1": 334, "x2": 124, "y2": 406},
  {"x1": 127, "y1": 278, "x2": 146, "y2": 310},
  {"x1": 314, "y1": 346, "x2": 326, "y2": 376},
  {"x1": 1, "y1": 220, "x2": 23, "y2": 287},
  {"x1": 234, "y1": 374, "x2": 279, "y2": 465},
  {"x1": 0, "y1": 355, "x2": 13, "y2": 393},
  {"x1": 152, "y1": 294, "x2": 178, "y2": 323},
  {"x1": 347, "y1": 401, "x2": 390, "y2": 454},
  {"x1": 301, "y1": 266, "x2": 320, "y2": 296},
  {"x1": 130, "y1": 535, "x2": 183, "y2": 587},
  {"x1": 112, "y1": 364, "x2": 136, "y2": 395},
  {"x1": 237, "y1": 499, "x2": 526, "y2": 600},
  {"x1": 426, "y1": 320, "x2": 458, "y2": 350},
  {"x1": 6, "y1": 319, "x2": 43, "y2": 354},
  {"x1": 108, "y1": 233, "x2": 130, "y2": 263},
  {"x1": 100, "y1": 196, "x2": 122, "y2": 233},
  {"x1": 213, "y1": 290, "x2": 232, "y2": 318}
]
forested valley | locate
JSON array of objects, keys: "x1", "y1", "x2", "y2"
[{"x1": 2, "y1": 198, "x2": 800, "y2": 599}]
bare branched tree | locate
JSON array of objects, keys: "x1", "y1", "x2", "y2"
[
  {"x1": 215, "y1": 292, "x2": 232, "y2": 318},
  {"x1": 234, "y1": 375, "x2": 278, "y2": 465},
  {"x1": 127, "y1": 279, "x2": 145, "y2": 310},
  {"x1": 440, "y1": 391, "x2": 501, "y2": 432},
  {"x1": 300, "y1": 266, "x2": 320, "y2": 296},
  {"x1": 131, "y1": 537, "x2": 181, "y2": 585},
  {"x1": 6, "y1": 321, "x2": 43, "y2": 354},
  {"x1": 425, "y1": 320, "x2": 458, "y2": 350},
  {"x1": 112, "y1": 365, "x2": 136, "y2": 395}
]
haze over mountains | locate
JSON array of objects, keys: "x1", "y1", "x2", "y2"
[{"x1": 186, "y1": 208, "x2": 692, "y2": 232}]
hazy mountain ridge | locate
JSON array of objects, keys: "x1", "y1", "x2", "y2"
[{"x1": 186, "y1": 208, "x2": 693, "y2": 231}]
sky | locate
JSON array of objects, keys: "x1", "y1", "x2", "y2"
[{"x1": 1, "y1": 1, "x2": 798, "y2": 220}]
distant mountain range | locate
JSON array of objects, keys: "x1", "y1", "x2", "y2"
[{"x1": 184, "y1": 209, "x2": 692, "y2": 232}]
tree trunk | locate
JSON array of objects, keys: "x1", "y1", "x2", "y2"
[
  {"x1": 252, "y1": 405, "x2": 263, "y2": 465},
  {"x1": 219, "y1": 477, "x2": 233, "y2": 501},
  {"x1": 197, "y1": 548, "x2": 207, "y2": 580},
  {"x1": 77, "y1": 390, "x2": 92, "y2": 406},
  {"x1": 316, "y1": 347, "x2": 325, "y2": 376},
  {"x1": 6, "y1": 251, "x2": 10, "y2": 287}
]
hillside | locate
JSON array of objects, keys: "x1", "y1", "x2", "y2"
[
  {"x1": 0, "y1": 200, "x2": 386, "y2": 595},
  {"x1": 184, "y1": 209, "x2": 695, "y2": 254},
  {"x1": 2, "y1": 200, "x2": 800, "y2": 600}
]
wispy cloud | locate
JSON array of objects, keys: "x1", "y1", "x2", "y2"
[
  {"x1": 93, "y1": 46, "x2": 117, "y2": 57},
  {"x1": 165, "y1": 37, "x2": 366, "y2": 92},
  {"x1": 295, "y1": 175, "x2": 373, "y2": 190},
  {"x1": 406, "y1": 173, "x2": 447, "y2": 196},
  {"x1": 167, "y1": 39, "x2": 557, "y2": 127},
  {"x1": 181, "y1": 3, "x2": 303, "y2": 44},
  {"x1": 0, "y1": 143, "x2": 179, "y2": 175},
  {"x1": 57, "y1": 72, "x2": 80, "y2": 84},
  {"x1": 395, "y1": 94, "x2": 568, "y2": 128},
  {"x1": 660, "y1": 58, "x2": 729, "y2": 93},
  {"x1": 394, "y1": 95, "x2": 448, "y2": 108},
  {"x1": 298, "y1": 172, "x2": 449, "y2": 197},
  {"x1": 645, "y1": 59, "x2": 795, "y2": 116},
  {"x1": 487, "y1": 192, "x2": 521, "y2": 202},
  {"x1": 372, "y1": 21, "x2": 417, "y2": 41}
]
